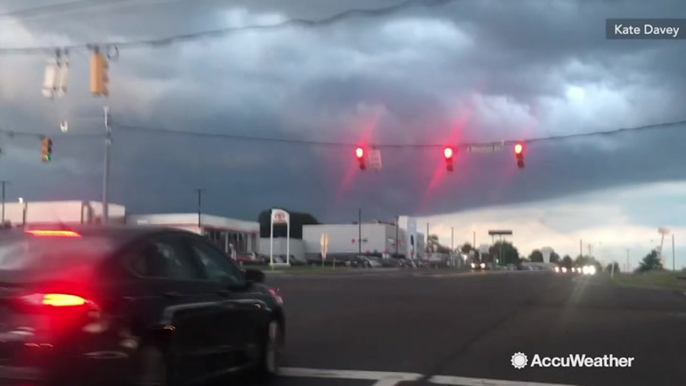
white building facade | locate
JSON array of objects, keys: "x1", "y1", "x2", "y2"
[
  {"x1": 0, "y1": 200, "x2": 125, "y2": 227},
  {"x1": 302, "y1": 221, "x2": 424, "y2": 258},
  {"x1": 127, "y1": 213, "x2": 259, "y2": 255}
]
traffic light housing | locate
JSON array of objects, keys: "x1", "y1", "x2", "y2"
[
  {"x1": 90, "y1": 51, "x2": 108, "y2": 96},
  {"x1": 514, "y1": 142, "x2": 524, "y2": 168},
  {"x1": 41, "y1": 137, "x2": 53, "y2": 162},
  {"x1": 443, "y1": 147, "x2": 454, "y2": 171},
  {"x1": 355, "y1": 147, "x2": 366, "y2": 170}
]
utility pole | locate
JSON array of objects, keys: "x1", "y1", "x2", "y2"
[
  {"x1": 579, "y1": 239, "x2": 583, "y2": 258},
  {"x1": 473, "y1": 231, "x2": 476, "y2": 248},
  {"x1": 102, "y1": 107, "x2": 112, "y2": 224},
  {"x1": 395, "y1": 216, "x2": 399, "y2": 256},
  {"x1": 358, "y1": 209, "x2": 362, "y2": 256},
  {"x1": 0, "y1": 181, "x2": 8, "y2": 224},
  {"x1": 451, "y1": 227, "x2": 454, "y2": 251},
  {"x1": 426, "y1": 222, "x2": 430, "y2": 252},
  {"x1": 196, "y1": 189, "x2": 204, "y2": 229},
  {"x1": 626, "y1": 249, "x2": 630, "y2": 273}
]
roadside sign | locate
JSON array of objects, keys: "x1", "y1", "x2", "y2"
[
  {"x1": 368, "y1": 149, "x2": 382, "y2": 169},
  {"x1": 320, "y1": 233, "x2": 329, "y2": 259},
  {"x1": 272, "y1": 209, "x2": 289, "y2": 224},
  {"x1": 467, "y1": 144, "x2": 504, "y2": 153}
]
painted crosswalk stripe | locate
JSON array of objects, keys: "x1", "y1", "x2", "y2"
[
  {"x1": 429, "y1": 374, "x2": 580, "y2": 386},
  {"x1": 279, "y1": 367, "x2": 582, "y2": 386},
  {"x1": 280, "y1": 367, "x2": 422, "y2": 385}
]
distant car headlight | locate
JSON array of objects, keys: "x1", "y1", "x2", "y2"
[
  {"x1": 562, "y1": 267, "x2": 567, "y2": 273},
  {"x1": 480, "y1": 263, "x2": 485, "y2": 269},
  {"x1": 554, "y1": 266, "x2": 560, "y2": 272},
  {"x1": 588, "y1": 266, "x2": 596, "y2": 275},
  {"x1": 471, "y1": 263, "x2": 476, "y2": 269}
]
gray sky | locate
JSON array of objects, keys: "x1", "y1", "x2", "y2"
[{"x1": 0, "y1": 0, "x2": 685, "y2": 229}]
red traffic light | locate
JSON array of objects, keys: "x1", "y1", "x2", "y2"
[
  {"x1": 514, "y1": 143, "x2": 523, "y2": 155},
  {"x1": 514, "y1": 142, "x2": 524, "y2": 169},
  {"x1": 443, "y1": 147, "x2": 454, "y2": 172},
  {"x1": 355, "y1": 147, "x2": 364, "y2": 159}
]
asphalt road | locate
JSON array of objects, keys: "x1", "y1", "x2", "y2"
[{"x1": 236, "y1": 269, "x2": 686, "y2": 386}]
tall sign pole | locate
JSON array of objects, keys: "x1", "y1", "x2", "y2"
[
  {"x1": 488, "y1": 230, "x2": 513, "y2": 266},
  {"x1": 270, "y1": 209, "x2": 290, "y2": 267}
]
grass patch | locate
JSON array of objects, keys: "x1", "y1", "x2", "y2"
[{"x1": 612, "y1": 270, "x2": 686, "y2": 290}]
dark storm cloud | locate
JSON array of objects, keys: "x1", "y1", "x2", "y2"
[{"x1": 1, "y1": 0, "x2": 686, "y2": 222}]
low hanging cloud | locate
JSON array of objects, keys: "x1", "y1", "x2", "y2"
[{"x1": 0, "y1": 0, "x2": 684, "y2": 224}]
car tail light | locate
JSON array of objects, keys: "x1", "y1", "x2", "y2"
[
  {"x1": 12, "y1": 292, "x2": 96, "y2": 313},
  {"x1": 25, "y1": 230, "x2": 81, "y2": 238}
]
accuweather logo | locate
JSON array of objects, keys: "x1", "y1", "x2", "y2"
[
  {"x1": 511, "y1": 353, "x2": 635, "y2": 369},
  {"x1": 511, "y1": 352, "x2": 528, "y2": 369}
]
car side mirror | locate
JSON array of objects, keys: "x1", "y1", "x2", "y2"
[{"x1": 244, "y1": 268, "x2": 265, "y2": 283}]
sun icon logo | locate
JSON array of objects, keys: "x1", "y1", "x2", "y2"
[{"x1": 511, "y1": 352, "x2": 528, "y2": 369}]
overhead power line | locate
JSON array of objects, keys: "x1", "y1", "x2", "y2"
[
  {"x1": 0, "y1": 128, "x2": 103, "y2": 139},
  {"x1": 0, "y1": 0, "x2": 124, "y2": 19},
  {"x1": 0, "y1": 0, "x2": 456, "y2": 55},
  {"x1": 0, "y1": 0, "x2": 194, "y2": 21},
  {"x1": 113, "y1": 119, "x2": 686, "y2": 149}
]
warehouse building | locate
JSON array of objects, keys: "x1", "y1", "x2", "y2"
[{"x1": 302, "y1": 220, "x2": 425, "y2": 259}]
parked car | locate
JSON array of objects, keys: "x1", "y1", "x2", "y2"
[
  {"x1": 236, "y1": 252, "x2": 263, "y2": 265},
  {"x1": 0, "y1": 226, "x2": 286, "y2": 386},
  {"x1": 362, "y1": 256, "x2": 383, "y2": 268}
]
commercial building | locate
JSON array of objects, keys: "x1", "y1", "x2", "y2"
[
  {"x1": 127, "y1": 213, "x2": 259, "y2": 255},
  {"x1": 302, "y1": 220, "x2": 425, "y2": 258},
  {"x1": 0, "y1": 200, "x2": 125, "y2": 227}
]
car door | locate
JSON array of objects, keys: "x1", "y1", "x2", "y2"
[
  {"x1": 122, "y1": 233, "x2": 229, "y2": 383},
  {"x1": 187, "y1": 236, "x2": 271, "y2": 366}
]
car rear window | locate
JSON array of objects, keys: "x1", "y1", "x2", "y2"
[{"x1": 0, "y1": 235, "x2": 115, "y2": 272}]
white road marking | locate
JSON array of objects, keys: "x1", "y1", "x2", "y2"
[
  {"x1": 429, "y1": 375, "x2": 580, "y2": 386},
  {"x1": 280, "y1": 367, "x2": 422, "y2": 385},
  {"x1": 280, "y1": 367, "x2": 583, "y2": 386}
]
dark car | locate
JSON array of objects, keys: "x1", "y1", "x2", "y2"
[
  {"x1": 0, "y1": 226, "x2": 285, "y2": 386},
  {"x1": 470, "y1": 260, "x2": 486, "y2": 270}
]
